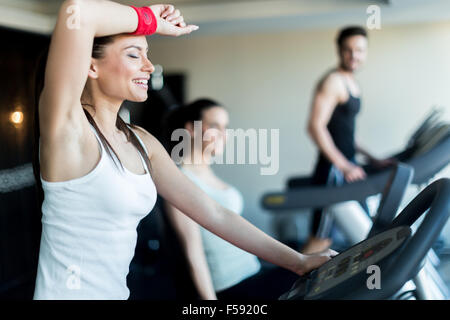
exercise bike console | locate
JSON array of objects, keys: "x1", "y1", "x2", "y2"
[
  {"x1": 280, "y1": 226, "x2": 411, "y2": 300},
  {"x1": 281, "y1": 178, "x2": 450, "y2": 300}
]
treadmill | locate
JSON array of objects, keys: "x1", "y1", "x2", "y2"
[
  {"x1": 261, "y1": 108, "x2": 450, "y2": 299},
  {"x1": 263, "y1": 108, "x2": 449, "y2": 211},
  {"x1": 280, "y1": 178, "x2": 450, "y2": 300},
  {"x1": 261, "y1": 108, "x2": 450, "y2": 244}
]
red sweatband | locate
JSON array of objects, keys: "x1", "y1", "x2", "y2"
[{"x1": 130, "y1": 6, "x2": 157, "y2": 36}]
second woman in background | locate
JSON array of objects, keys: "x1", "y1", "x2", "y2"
[{"x1": 164, "y1": 99, "x2": 300, "y2": 300}]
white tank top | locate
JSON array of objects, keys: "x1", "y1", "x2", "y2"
[
  {"x1": 34, "y1": 125, "x2": 157, "y2": 300},
  {"x1": 180, "y1": 168, "x2": 261, "y2": 292}
]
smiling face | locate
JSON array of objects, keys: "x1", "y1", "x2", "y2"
[
  {"x1": 338, "y1": 35, "x2": 368, "y2": 72},
  {"x1": 88, "y1": 35, "x2": 154, "y2": 103},
  {"x1": 184, "y1": 106, "x2": 229, "y2": 158}
]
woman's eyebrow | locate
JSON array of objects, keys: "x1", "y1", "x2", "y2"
[{"x1": 123, "y1": 45, "x2": 149, "y2": 53}]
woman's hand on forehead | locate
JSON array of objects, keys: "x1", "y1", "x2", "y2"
[{"x1": 150, "y1": 4, "x2": 199, "y2": 36}]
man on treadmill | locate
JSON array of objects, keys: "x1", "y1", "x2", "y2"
[{"x1": 304, "y1": 26, "x2": 394, "y2": 254}]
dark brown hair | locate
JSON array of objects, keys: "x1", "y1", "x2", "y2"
[
  {"x1": 32, "y1": 35, "x2": 152, "y2": 211},
  {"x1": 336, "y1": 26, "x2": 368, "y2": 50},
  {"x1": 164, "y1": 98, "x2": 223, "y2": 155}
]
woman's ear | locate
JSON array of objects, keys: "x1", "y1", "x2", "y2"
[{"x1": 87, "y1": 59, "x2": 99, "y2": 79}]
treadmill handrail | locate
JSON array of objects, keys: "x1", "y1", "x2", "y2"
[
  {"x1": 367, "y1": 164, "x2": 414, "y2": 237},
  {"x1": 261, "y1": 136, "x2": 450, "y2": 211},
  {"x1": 262, "y1": 169, "x2": 394, "y2": 210}
]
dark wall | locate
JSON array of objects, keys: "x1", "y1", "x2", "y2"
[{"x1": 0, "y1": 27, "x2": 50, "y2": 299}]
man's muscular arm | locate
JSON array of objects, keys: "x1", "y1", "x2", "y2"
[{"x1": 307, "y1": 73, "x2": 366, "y2": 182}]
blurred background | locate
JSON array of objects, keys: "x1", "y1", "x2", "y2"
[{"x1": 1, "y1": 0, "x2": 450, "y2": 299}]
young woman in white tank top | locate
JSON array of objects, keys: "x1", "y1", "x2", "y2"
[{"x1": 33, "y1": 0, "x2": 335, "y2": 300}]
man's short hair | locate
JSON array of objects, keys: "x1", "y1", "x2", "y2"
[{"x1": 336, "y1": 26, "x2": 367, "y2": 49}]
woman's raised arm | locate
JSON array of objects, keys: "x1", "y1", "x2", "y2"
[
  {"x1": 41, "y1": 1, "x2": 131, "y2": 136},
  {"x1": 40, "y1": 0, "x2": 197, "y2": 138}
]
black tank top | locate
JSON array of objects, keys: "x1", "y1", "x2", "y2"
[
  {"x1": 327, "y1": 87, "x2": 361, "y2": 160},
  {"x1": 312, "y1": 76, "x2": 361, "y2": 185}
]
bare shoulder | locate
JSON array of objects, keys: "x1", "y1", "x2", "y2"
[
  {"x1": 315, "y1": 70, "x2": 347, "y2": 103},
  {"x1": 317, "y1": 71, "x2": 345, "y2": 92},
  {"x1": 129, "y1": 124, "x2": 165, "y2": 160}
]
